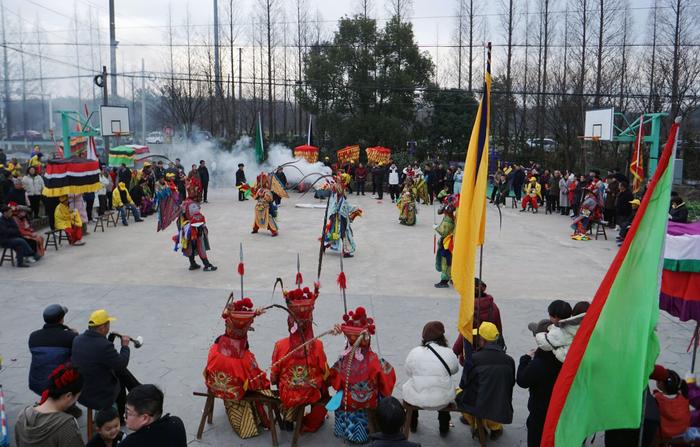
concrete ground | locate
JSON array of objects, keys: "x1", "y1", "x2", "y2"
[{"x1": 0, "y1": 188, "x2": 694, "y2": 446}]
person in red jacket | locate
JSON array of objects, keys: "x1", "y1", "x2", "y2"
[{"x1": 453, "y1": 278, "x2": 503, "y2": 366}]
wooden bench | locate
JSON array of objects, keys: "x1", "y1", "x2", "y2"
[
  {"x1": 193, "y1": 390, "x2": 282, "y2": 446},
  {"x1": 0, "y1": 247, "x2": 15, "y2": 266},
  {"x1": 403, "y1": 401, "x2": 490, "y2": 446}
]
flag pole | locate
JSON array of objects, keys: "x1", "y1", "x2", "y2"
[
  {"x1": 692, "y1": 323, "x2": 700, "y2": 373},
  {"x1": 239, "y1": 243, "x2": 244, "y2": 298}
]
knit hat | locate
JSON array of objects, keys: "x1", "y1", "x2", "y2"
[{"x1": 422, "y1": 321, "x2": 445, "y2": 344}]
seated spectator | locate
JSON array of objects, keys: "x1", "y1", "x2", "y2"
[
  {"x1": 86, "y1": 408, "x2": 124, "y2": 447},
  {"x1": 456, "y1": 322, "x2": 515, "y2": 440},
  {"x1": 28, "y1": 305, "x2": 78, "y2": 401},
  {"x1": 14, "y1": 364, "x2": 84, "y2": 447},
  {"x1": 368, "y1": 396, "x2": 421, "y2": 447},
  {"x1": 129, "y1": 180, "x2": 148, "y2": 217},
  {"x1": 112, "y1": 182, "x2": 143, "y2": 226},
  {"x1": 120, "y1": 385, "x2": 187, "y2": 447},
  {"x1": 71, "y1": 309, "x2": 140, "y2": 417},
  {"x1": 402, "y1": 321, "x2": 460, "y2": 436},
  {"x1": 534, "y1": 301, "x2": 589, "y2": 363},
  {"x1": 654, "y1": 369, "x2": 691, "y2": 439},
  {"x1": 0, "y1": 204, "x2": 41, "y2": 267},
  {"x1": 453, "y1": 279, "x2": 503, "y2": 366},
  {"x1": 670, "y1": 196, "x2": 689, "y2": 223},
  {"x1": 54, "y1": 195, "x2": 85, "y2": 246},
  {"x1": 11, "y1": 203, "x2": 45, "y2": 258},
  {"x1": 6, "y1": 177, "x2": 28, "y2": 207},
  {"x1": 617, "y1": 198, "x2": 640, "y2": 246}
]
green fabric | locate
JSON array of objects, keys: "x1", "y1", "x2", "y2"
[
  {"x1": 255, "y1": 117, "x2": 264, "y2": 164},
  {"x1": 663, "y1": 258, "x2": 700, "y2": 273},
  {"x1": 553, "y1": 155, "x2": 672, "y2": 445}
]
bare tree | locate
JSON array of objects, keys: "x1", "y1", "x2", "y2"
[
  {"x1": 386, "y1": 0, "x2": 413, "y2": 23},
  {"x1": 295, "y1": 0, "x2": 309, "y2": 135},
  {"x1": 498, "y1": 0, "x2": 517, "y2": 157},
  {"x1": 34, "y1": 15, "x2": 46, "y2": 130}
]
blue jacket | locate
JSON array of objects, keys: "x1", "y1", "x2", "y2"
[
  {"x1": 28, "y1": 324, "x2": 77, "y2": 395},
  {"x1": 72, "y1": 329, "x2": 130, "y2": 410}
]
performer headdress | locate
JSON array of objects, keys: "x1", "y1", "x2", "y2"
[
  {"x1": 341, "y1": 306, "x2": 375, "y2": 347},
  {"x1": 221, "y1": 296, "x2": 256, "y2": 340}
]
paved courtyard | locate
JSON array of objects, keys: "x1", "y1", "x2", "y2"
[{"x1": 0, "y1": 187, "x2": 694, "y2": 446}]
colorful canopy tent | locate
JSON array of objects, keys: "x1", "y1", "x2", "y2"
[
  {"x1": 42, "y1": 157, "x2": 101, "y2": 197},
  {"x1": 108, "y1": 145, "x2": 136, "y2": 167},
  {"x1": 660, "y1": 220, "x2": 700, "y2": 321},
  {"x1": 294, "y1": 144, "x2": 319, "y2": 163},
  {"x1": 126, "y1": 144, "x2": 150, "y2": 155},
  {"x1": 337, "y1": 145, "x2": 360, "y2": 164},
  {"x1": 366, "y1": 146, "x2": 391, "y2": 166}
]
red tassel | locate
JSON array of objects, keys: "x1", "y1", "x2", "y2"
[
  {"x1": 237, "y1": 263, "x2": 244, "y2": 276},
  {"x1": 296, "y1": 272, "x2": 303, "y2": 285},
  {"x1": 39, "y1": 389, "x2": 49, "y2": 404},
  {"x1": 337, "y1": 272, "x2": 347, "y2": 290}
]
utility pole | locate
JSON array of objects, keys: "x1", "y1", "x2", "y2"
[
  {"x1": 101, "y1": 66, "x2": 110, "y2": 153},
  {"x1": 238, "y1": 47, "x2": 242, "y2": 133},
  {"x1": 109, "y1": 0, "x2": 118, "y2": 98},
  {"x1": 1, "y1": 1, "x2": 9, "y2": 136},
  {"x1": 141, "y1": 58, "x2": 146, "y2": 144},
  {"x1": 213, "y1": 0, "x2": 222, "y2": 97}
]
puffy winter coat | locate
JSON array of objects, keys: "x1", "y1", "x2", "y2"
[
  {"x1": 535, "y1": 313, "x2": 584, "y2": 362},
  {"x1": 22, "y1": 174, "x2": 45, "y2": 196},
  {"x1": 402, "y1": 343, "x2": 460, "y2": 409}
]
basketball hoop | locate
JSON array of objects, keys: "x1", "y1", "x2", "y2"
[{"x1": 578, "y1": 135, "x2": 601, "y2": 143}]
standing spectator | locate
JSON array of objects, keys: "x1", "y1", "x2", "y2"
[
  {"x1": 452, "y1": 279, "x2": 503, "y2": 366},
  {"x1": 453, "y1": 167, "x2": 463, "y2": 194},
  {"x1": 108, "y1": 169, "x2": 117, "y2": 210},
  {"x1": 0, "y1": 170, "x2": 13, "y2": 203},
  {"x1": 388, "y1": 163, "x2": 401, "y2": 203},
  {"x1": 512, "y1": 165, "x2": 525, "y2": 201},
  {"x1": 14, "y1": 364, "x2": 84, "y2": 447},
  {"x1": 97, "y1": 168, "x2": 112, "y2": 217},
  {"x1": 547, "y1": 171, "x2": 560, "y2": 214},
  {"x1": 235, "y1": 163, "x2": 247, "y2": 201},
  {"x1": 112, "y1": 182, "x2": 143, "y2": 226},
  {"x1": 516, "y1": 346, "x2": 562, "y2": 447},
  {"x1": 7, "y1": 177, "x2": 28, "y2": 206},
  {"x1": 0, "y1": 148, "x2": 6, "y2": 165},
  {"x1": 603, "y1": 175, "x2": 619, "y2": 227},
  {"x1": 117, "y1": 164, "x2": 132, "y2": 187},
  {"x1": 28, "y1": 305, "x2": 78, "y2": 398},
  {"x1": 120, "y1": 385, "x2": 187, "y2": 447},
  {"x1": 72, "y1": 309, "x2": 141, "y2": 416},
  {"x1": 435, "y1": 163, "x2": 446, "y2": 193},
  {"x1": 539, "y1": 170, "x2": 551, "y2": 207},
  {"x1": 572, "y1": 175, "x2": 587, "y2": 217},
  {"x1": 446, "y1": 166, "x2": 455, "y2": 194},
  {"x1": 153, "y1": 161, "x2": 165, "y2": 181},
  {"x1": 558, "y1": 173, "x2": 569, "y2": 216},
  {"x1": 22, "y1": 167, "x2": 44, "y2": 218},
  {"x1": 198, "y1": 160, "x2": 209, "y2": 203},
  {"x1": 83, "y1": 192, "x2": 95, "y2": 223},
  {"x1": 616, "y1": 181, "x2": 634, "y2": 228},
  {"x1": 402, "y1": 321, "x2": 460, "y2": 437},
  {"x1": 670, "y1": 196, "x2": 689, "y2": 223},
  {"x1": 372, "y1": 163, "x2": 386, "y2": 200},
  {"x1": 425, "y1": 164, "x2": 437, "y2": 205},
  {"x1": 456, "y1": 322, "x2": 515, "y2": 440},
  {"x1": 0, "y1": 204, "x2": 41, "y2": 266},
  {"x1": 354, "y1": 163, "x2": 368, "y2": 196},
  {"x1": 368, "y1": 397, "x2": 421, "y2": 447}
]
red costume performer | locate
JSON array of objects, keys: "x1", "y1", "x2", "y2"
[
  {"x1": 204, "y1": 296, "x2": 271, "y2": 438},
  {"x1": 270, "y1": 282, "x2": 329, "y2": 432}
]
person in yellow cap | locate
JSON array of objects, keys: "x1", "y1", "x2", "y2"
[
  {"x1": 54, "y1": 195, "x2": 85, "y2": 245},
  {"x1": 71, "y1": 309, "x2": 141, "y2": 420},
  {"x1": 520, "y1": 177, "x2": 541, "y2": 213},
  {"x1": 617, "y1": 198, "x2": 641, "y2": 246},
  {"x1": 112, "y1": 182, "x2": 144, "y2": 226},
  {"x1": 456, "y1": 322, "x2": 515, "y2": 440}
]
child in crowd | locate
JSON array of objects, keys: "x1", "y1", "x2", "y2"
[
  {"x1": 87, "y1": 408, "x2": 124, "y2": 447},
  {"x1": 653, "y1": 369, "x2": 690, "y2": 439},
  {"x1": 532, "y1": 301, "x2": 590, "y2": 363}
]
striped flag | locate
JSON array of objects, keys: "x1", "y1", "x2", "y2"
[
  {"x1": 452, "y1": 42, "x2": 492, "y2": 342},
  {"x1": 630, "y1": 114, "x2": 645, "y2": 194},
  {"x1": 541, "y1": 118, "x2": 680, "y2": 446}
]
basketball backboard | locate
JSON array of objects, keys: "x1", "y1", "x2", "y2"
[
  {"x1": 584, "y1": 108, "x2": 614, "y2": 141},
  {"x1": 100, "y1": 105, "x2": 130, "y2": 137}
]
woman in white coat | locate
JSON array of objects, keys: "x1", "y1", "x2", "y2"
[{"x1": 402, "y1": 321, "x2": 460, "y2": 436}]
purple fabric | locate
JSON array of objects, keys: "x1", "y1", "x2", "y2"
[
  {"x1": 660, "y1": 292, "x2": 700, "y2": 322},
  {"x1": 690, "y1": 383, "x2": 700, "y2": 427},
  {"x1": 667, "y1": 221, "x2": 700, "y2": 236}
]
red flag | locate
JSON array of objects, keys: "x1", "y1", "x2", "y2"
[{"x1": 630, "y1": 114, "x2": 645, "y2": 194}]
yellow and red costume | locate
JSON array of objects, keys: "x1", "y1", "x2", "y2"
[
  {"x1": 521, "y1": 177, "x2": 542, "y2": 211},
  {"x1": 252, "y1": 172, "x2": 278, "y2": 236},
  {"x1": 270, "y1": 283, "x2": 329, "y2": 432},
  {"x1": 204, "y1": 297, "x2": 271, "y2": 438},
  {"x1": 330, "y1": 306, "x2": 396, "y2": 444}
]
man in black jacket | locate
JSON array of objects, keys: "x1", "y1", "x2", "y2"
[
  {"x1": 456, "y1": 322, "x2": 515, "y2": 440},
  {"x1": 512, "y1": 165, "x2": 526, "y2": 201},
  {"x1": 198, "y1": 160, "x2": 210, "y2": 203},
  {"x1": 72, "y1": 309, "x2": 140, "y2": 417},
  {"x1": 0, "y1": 204, "x2": 40, "y2": 267},
  {"x1": 369, "y1": 397, "x2": 421, "y2": 447},
  {"x1": 616, "y1": 181, "x2": 634, "y2": 228},
  {"x1": 235, "y1": 163, "x2": 247, "y2": 201},
  {"x1": 121, "y1": 385, "x2": 186, "y2": 447},
  {"x1": 372, "y1": 164, "x2": 386, "y2": 200},
  {"x1": 517, "y1": 348, "x2": 562, "y2": 447}
]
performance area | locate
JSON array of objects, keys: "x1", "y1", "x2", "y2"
[{"x1": 0, "y1": 187, "x2": 693, "y2": 446}]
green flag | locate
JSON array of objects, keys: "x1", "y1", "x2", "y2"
[
  {"x1": 542, "y1": 118, "x2": 680, "y2": 446},
  {"x1": 255, "y1": 113, "x2": 264, "y2": 164}
]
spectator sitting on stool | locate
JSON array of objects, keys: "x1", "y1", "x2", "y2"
[
  {"x1": 71, "y1": 309, "x2": 141, "y2": 420},
  {"x1": 368, "y1": 396, "x2": 421, "y2": 447},
  {"x1": 120, "y1": 385, "x2": 187, "y2": 447},
  {"x1": 112, "y1": 182, "x2": 144, "y2": 226},
  {"x1": 28, "y1": 304, "x2": 82, "y2": 418},
  {"x1": 54, "y1": 195, "x2": 85, "y2": 246},
  {"x1": 0, "y1": 204, "x2": 41, "y2": 266}
]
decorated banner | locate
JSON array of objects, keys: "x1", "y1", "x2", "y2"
[
  {"x1": 336, "y1": 145, "x2": 360, "y2": 164},
  {"x1": 366, "y1": 146, "x2": 391, "y2": 166},
  {"x1": 125, "y1": 144, "x2": 150, "y2": 155},
  {"x1": 58, "y1": 136, "x2": 87, "y2": 158},
  {"x1": 42, "y1": 157, "x2": 101, "y2": 197},
  {"x1": 108, "y1": 145, "x2": 136, "y2": 167},
  {"x1": 294, "y1": 144, "x2": 319, "y2": 163},
  {"x1": 660, "y1": 220, "x2": 700, "y2": 322}
]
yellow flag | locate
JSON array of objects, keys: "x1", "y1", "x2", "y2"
[{"x1": 452, "y1": 43, "x2": 492, "y2": 342}]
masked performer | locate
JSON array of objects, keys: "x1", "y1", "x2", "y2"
[
  {"x1": 204, "y1": 296, "x2": 271, "y2": 439},
  {"x1": 270, "y1": 282, "x2": 329, "y2": 432},
  {"x1": 251, "y1": 172, "x2": 278, "y2": 237},
  {"x1": 174, "y1": 197, "x2": 217, "y2": 271},
  {"x1": 154, "y1": 174, "x2": 180, "y2": 232},
  {"x1": 324, "y1": 179, "x2": 363, "y2": 258},
  {"x1": 330, "y1": 306, "x2": 396, "y2": 444},
  {"x1": 570, "y1": 187, "x2": 600, "y2": 239},
  {"x1": 396, "y1": 179, "x2": 417, "y2": 226},
  {"x1": 435, "y1": 194, "x2": 459, "y2": 288},
  {"x1": 187, "y1": 164, "x2": 203, "y2": 202}
]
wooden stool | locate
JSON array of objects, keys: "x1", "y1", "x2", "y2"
[
  {"x1": 58, "y1": 230, "x2": 70, "y2": 245},
  {"x1": 290, "y1": 396, "x2": 333, "y2": 447},
  {"x1": 402, "y1": 401, "x2": 464, "y2": 440},
  {"x1": 44, "y1": 230, "x2": 60, "y2": 251},
  {"x1": 473, "y1": 417, "x2": 489, "y2": 446},
  {"x1": 104, "y1": 211, "x2": 118, "y2": 228},
  {"x1": 0, "y1": 247, "x2": 15, "y2": 266},
  {"x1": 193, "y1": 390, "x2": 281, "y2": 446},
  {"x1": 588, "y1": 220, "x2": 608, "y2": 240},
  {"x1": 93, "y1": 215, "x2": 107, "y2": 233}
]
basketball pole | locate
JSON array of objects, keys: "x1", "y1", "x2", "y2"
[{"x1": 102, "y1": 65, "x2": 110, "y2": 154}]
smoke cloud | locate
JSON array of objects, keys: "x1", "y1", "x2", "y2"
[{"x1": 152, "y1": 136, "x2": 331, "y2": 188}]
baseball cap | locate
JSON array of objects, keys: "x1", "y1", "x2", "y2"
[
  {"x1": 473, "y1": 321, "x2": 500, "y2": 342},
  {"x1": 629, "y1": 199, "x2": 641, "y2": 206},
  {"x1": 89, "y1": 309, "x2": 116, "y2": 326},
  {"x1": 43, "y1": 304, "x2": 68, "y2": 324}
]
